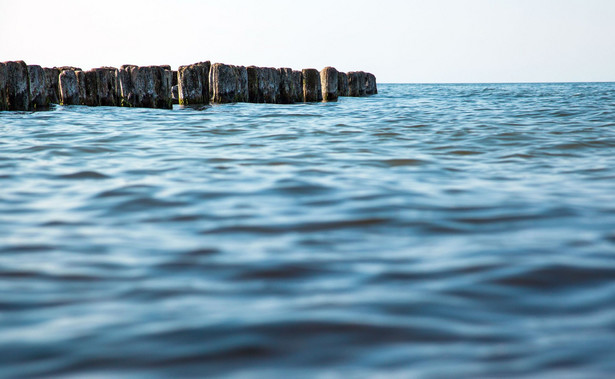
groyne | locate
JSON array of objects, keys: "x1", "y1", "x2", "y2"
[{"x1": 0, "y1": 60, "x2": 377, "y2": 111}]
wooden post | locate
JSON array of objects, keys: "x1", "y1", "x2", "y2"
[
  {"x1": 320, "y1": 67, "x2": 339, "y2": 102},
  {"x1": 302, "y1": 68, "x2": 322, "y2": 102}
]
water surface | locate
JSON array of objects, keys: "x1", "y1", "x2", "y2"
[{"x1": 1, "y1": 83, "x2": 615, "y2": 378}]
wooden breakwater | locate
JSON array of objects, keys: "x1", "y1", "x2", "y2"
[{"x1": 0, "y1": 60, "x2": 377, "y2": 111}]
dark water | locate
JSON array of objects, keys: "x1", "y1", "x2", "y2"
[{"x1": 1, "y1": 83, "x2": 615, "y2": 378}]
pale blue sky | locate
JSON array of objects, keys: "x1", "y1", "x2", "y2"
[{"x1": 1, "y1": 0, "x2": 613, "y2": 83}]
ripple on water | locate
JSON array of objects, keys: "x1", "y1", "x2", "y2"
[
  {"x1": 1, "y1": 83, "x2": 615, "y2": 377},
  {"x1": 58, "y1": 171, "x2": 110, "y2": 180}
]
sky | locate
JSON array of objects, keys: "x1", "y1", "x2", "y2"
[{"x1": 1, "y1": 0, "x2": 613, "y2": 83}]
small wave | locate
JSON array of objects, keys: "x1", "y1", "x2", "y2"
[
  {"x1": 372, "y1": 132, "x2": 402, "y2": 137},
  {"x1": 40, "y1": 220, "x2": 94, "y2": 227},
  {"x1": 379, "y1": 158, "x2": 430, "y2": 167},
  {"x1": 202, "y1": 217, "x2": 391, "y2": 235},
  {"x1": 368, "y1": 262, "x2": 505, "y2": 284},
  {"x1": 233, "y1": 264, "x2": 328, "y2": 281},
  {"x1": 261, "y1": 134, "x2": 298, "y2": 141},
  {"x1": 0, "y1": 270, "x2": 104, "y2": 282},
  {"x1": 486, "y1": 263, "x2": 615, "y2": 290},
  {"x1": 1, "y1": 244, "x2": 57, "y2": 253},
  {"x1": 452, "y1": 207, "x2": 575, "y2": 227},
  {"x1": 184, "y1": 248, "x2": 220, "y2": 257},
  {"x1": 552, "y1": 110, "x2": 577, "y2": 117},
  {"x1": 108, "y1": 197, "x2": 187, "y2": 212},
  {"x1": 144, "y1": 213, "x2": 205, "y2": 223},
  {"x1": 74, "y1": 146, "x2": 116, "y2": 154},
  {"x1": 58, "y1": 171, "x2": 109, "y2": 179},
  {"x1": 271, "y1": 180, "x2": 333, "y2": 195},
  {"x1": 499, "y1": 153, "x2": 534, "y2": 159},
  {"x1": 94, "y1": 184, "x2": 158, "y2": 199},
  {"x1": 448, "y1": 150, "x2": 483, "y2": 156},
  {"x1": 258, "y1": 113, "x2": 323, "y2": 118},
  {"x1": 22, "y1": 144, "x2": 62, "y2": 152}
]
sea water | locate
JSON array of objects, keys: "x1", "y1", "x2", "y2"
[{"x1": 1, "y1": 83, "x2": 615, "y2": 377}]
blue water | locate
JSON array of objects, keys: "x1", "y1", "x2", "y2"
[{"x1": 1, "y1": 83, "x2": 615, "y2": 378}]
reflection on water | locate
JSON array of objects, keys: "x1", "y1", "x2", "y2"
[{"x1": 1, "y1": 83, "x2": 615, "y2": 377}]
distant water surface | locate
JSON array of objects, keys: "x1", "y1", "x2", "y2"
[{"x1": 1, "y1": 83, "x2": 615, "y2": 378}]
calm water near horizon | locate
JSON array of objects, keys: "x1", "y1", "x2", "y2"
[{"x1": 1, "y1": 83, "x2": 615, "y2": 378}]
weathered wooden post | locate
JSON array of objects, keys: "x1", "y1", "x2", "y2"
[
  {"x1": 117, "y1": 65, "x2": 136, "y2": 107},
  {"x1": 76, "y1": 70, "x2": 86, "y2": 104},
  {"x1": 137, "y1": 66, "x2": 172, "y2": 109},
  {"x1": 83, "y1": 70, "x2": 98, "y2": 106},
  {"x1": 132, "y1": 66, "x2": 155, "y2": 108},
  {"x1": 247, "y1": 66, "x2": 259, "y2": 103},
  {"x1": 366, "y1": 73, "x2": 377, "y2": 95},
  {"x1": 209, "y1": 63, "x2": 249, "y2": 104},
  {"x1": 302, "y1": 68, "x2": 322, "y2": 102},
  {"x1": 163, "y1": 67, "x2": 173, "y2": 107},
  {"x1": 117, "y1": 65, "x2": 172, "y2": 109},
  {"x1": 83, "y1": 68, "x2": 120, "y2": 107},
  {"x1": 44, "y1": 68, "x2": 60, "y2": 104},
  {"x1": 95, "y1": 67, "x2": 120, "y2": 106},
  {"x1": 0, "y1": 63, "x2": 8, "y2": 111},
  {"x1": 178, "y1": 61, "x2": 210, "y2": 105},
  {"x1": 348, "y1": 71, "x2": 367, "y2": 97},
  {"x1": 277, "y1": 68, "x2": 300, "y2": 104},
  {"x1": 320, "y1": 66, "x2": 339, "y2": 102},
  {"x1": 278, "y1": 68, "x2": 303, "y2": 104},
  {"x1": 263, "y1": 67, "x2": 280, "y2": 103},
  {"x1": 5, "y1": 61, "x2": 30, "y2": 110},
  {"x1": 59, "y1": 69, "x2": 81, "y2": 105},
  {"x1": 27, "y1": 65, "x2": 49, "y2": 109},
  {"x1": 337, "y1": 72, "x2": 349, "y2": 97},
  {"x1": 291, "y1": 70, "x2": 303, "y2": 103},
  {"x1": 247, "y1": 66, "x2": 280, "y2": 103}
]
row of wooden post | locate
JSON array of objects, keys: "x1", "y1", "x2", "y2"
[
  {"x1": 0, "y1": 60, "x2": 376, "y2": 111},
  {"x1": 179, "y1": 62, "x2": 377, "y2": 106}
]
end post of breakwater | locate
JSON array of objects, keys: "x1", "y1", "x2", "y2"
[{"x1": 0, "y1": 60, "x2": 377, "y2": 111}]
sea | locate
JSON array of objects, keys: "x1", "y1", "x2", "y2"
[{"x1": 1, "y1": 83, "x2": 615, "y2": 378}]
